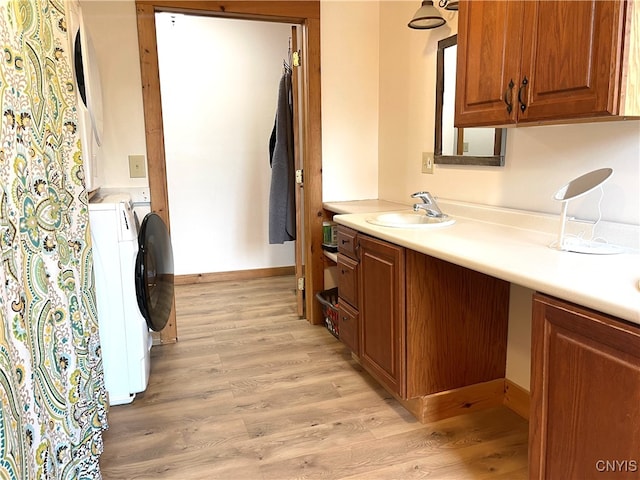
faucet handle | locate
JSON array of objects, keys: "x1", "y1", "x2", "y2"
[{"x1": 411, "y1": 191, "x2": 432, "y2": 203}]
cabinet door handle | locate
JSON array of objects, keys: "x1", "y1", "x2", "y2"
[
  {"x1": 504, "y1": 79, "x2": 514, "y2": 114},
  {"x1": 518, "y1": 76, "x2": 529, "y2": 113}
]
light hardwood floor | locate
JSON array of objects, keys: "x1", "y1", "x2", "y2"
[{"x1": 100, "y1": 276, "x2": 528, "y2": 479}]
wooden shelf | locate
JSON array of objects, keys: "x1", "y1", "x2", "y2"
[{"x1": 323, "y1": 250, "x2": 338, "y2": 263}]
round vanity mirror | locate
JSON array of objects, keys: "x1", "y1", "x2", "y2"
[
  {"x1": 552, "y1": 167, "x2": 621, "y2": 254},
  {"x1": 553, "y1": 168, "x2": 613, "y2": 202}
]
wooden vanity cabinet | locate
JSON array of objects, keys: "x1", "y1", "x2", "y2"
[
  {"x1": 358, "y1": 234, "x2": 406, "y2": 397},
  {"x1": 530, "y1": 293, "x2": 640, "y2": 480},
  {"x1": 357, "y1": 234, "x2": 510, "y2": 420},
  {"x1": 455, "y1": 0, "x2": 639, "y2": 128},
  {"x1": 335, "y1": 226, "x2": 510, "y2": 421},
  {"x1": 336, "y1": 226, "x2": 360, "y2": 354}
]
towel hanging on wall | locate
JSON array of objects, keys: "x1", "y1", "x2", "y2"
[{"x1": 268, "y1": 62, "x2": 296, "y2": 244}]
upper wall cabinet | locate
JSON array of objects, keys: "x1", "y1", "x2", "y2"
[{"x1": 455, "y1": 0, "x2": 640, "y2": 128}]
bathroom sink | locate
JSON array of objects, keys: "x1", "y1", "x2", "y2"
[{"x1": 366, "y1": 212, "x2": 455, "y2": 228}]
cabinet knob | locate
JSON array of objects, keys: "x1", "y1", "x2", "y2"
[{"x1": 518, "y1": 76, "x2": 529, "y2": 113}]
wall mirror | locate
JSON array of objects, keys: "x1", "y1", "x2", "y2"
[{"x1": 434, "y1": 35, "x2": 506, "y2": 166}]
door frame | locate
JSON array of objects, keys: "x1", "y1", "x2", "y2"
[{"x1": 134, "y1": 1, "x2": 323, "y2": 343}]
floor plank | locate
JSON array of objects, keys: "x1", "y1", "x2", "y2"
[{"x1": 100, "y1": 276, "x2": 528, "y2": 479}]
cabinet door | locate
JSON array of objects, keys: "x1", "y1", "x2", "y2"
[
  {"x1": 530, "y1": 294, "x2": 640, "y2": 480},
  {"x1": 518, "y1": 0, "x2": 626, "y2": 123},
  {"x1": 455, "y1": 0, "x2": 524, "y2": 127},
  {"x1": 359, "y1": 235, "x2": 405, "y2": 397}
]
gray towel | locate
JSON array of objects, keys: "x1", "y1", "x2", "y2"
[{"x1": 268, "y1": 70, "x2": 296, "y2": 244}]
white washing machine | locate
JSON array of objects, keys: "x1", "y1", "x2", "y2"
[{"x1": 89, "y1": 193, "x2": 173, "y2": 405}]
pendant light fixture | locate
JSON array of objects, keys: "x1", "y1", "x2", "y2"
[
  {"x1": 408, "y1": 0, "x2": 446, "y2": 29},
  {"x1": 439, "y1": 0, "x2": 459, "y2": 11}
]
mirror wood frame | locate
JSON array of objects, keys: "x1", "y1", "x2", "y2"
[{"x1": 434, "y1": 34, "x2": 505, "y2": 166}]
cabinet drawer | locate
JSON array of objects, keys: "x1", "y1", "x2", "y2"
[
  {"x1": 337, "y1": 254, "x2": 358, "y2": 308},
  {"x1": 337, "y1": 226, "x2": 358, "y2": 259},
  {"x1": 338, "y1": 301, "x2": 359, "y2": 355}
]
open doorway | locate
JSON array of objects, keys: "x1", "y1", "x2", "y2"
[
  {"x1": 155, "y1": 13, "x2": 297, "y2": 282},
  {"x1": 135, "y1": 1, "x2": 324, "y2": 343}
]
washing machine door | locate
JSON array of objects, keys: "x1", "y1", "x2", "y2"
[{"x1": 135, "y1": 213, "x2": 174, "y2": 331}]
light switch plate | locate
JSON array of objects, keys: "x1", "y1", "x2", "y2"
[
  {"x1": 129, "y1": 155, "x2": 146, "y2": 178},
  {"x1": 422, "y1": 152, "x2": 434, "y2": 174}
]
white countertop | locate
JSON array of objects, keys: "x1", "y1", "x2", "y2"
[
  {"x1": 327, "y1": 199, "x2": 640, "y2": 325},
  {"x1": 324, "y1": 199, "x2": 409, "y2": 215}
]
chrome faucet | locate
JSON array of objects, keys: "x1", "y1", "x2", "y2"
[{"x1": 411, "y1": 191, "x2": 447, "y2": 218}]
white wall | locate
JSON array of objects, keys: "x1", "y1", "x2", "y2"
[
  {"x1": 80, "y1": 1, "x2": 148, "y2": 188},
  {"x1": 321, "y1": 1, "x2": 380, "y2": 201},
  {"x1": 155, "y1": 14, "x2": 294, "y2": 275}
]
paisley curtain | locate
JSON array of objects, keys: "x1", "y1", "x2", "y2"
[{"x1": 0, "y1": 0, "x2": 107, "y2": 478}]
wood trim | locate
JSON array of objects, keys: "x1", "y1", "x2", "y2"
[
  {"x1": 350, "y1": 368, "x2": 529, "y2": 424},
  {"x1": 503, "y1": 379, "x2": 530, "y2": 420},
  {"x1": 456, "y1": 128, "x2": 465, "y2": 155},
  {"x1": 361, "y1": 359, "x2": 506, "y2": 424},
  {"x1": 135, "y1": 1, "x2": 320, "y2": 20},
  {"x1": 135, "y1": 3, "x2": 176, "y2": 343},
  {"x1": 620, "y1": 0, "x2": 640, "y2": 115},
  {"x1": 302, "y1": 16, "x2": 324, "y2": 326},
  {"x1": 134, "y1": 1, "x2": 323, "y2": 340},
  {"x1": 434, "y1": 154, "x2": 504, "y2": 167},
  {"x1": 400, "y1": 379, "x2": 505, "y2": 424},
  {"x1": 291, "y1": 26, "x2": 304, "y2": 318},
  {"x1": 433, "y1": 34, "x2": 452, "y2": 157},
  {"x1": 493, "y1": 127, "x2": 503, "y2": 155},
  {"x1": 175, "y1": 266, "x2": 295, "y2": 285}
]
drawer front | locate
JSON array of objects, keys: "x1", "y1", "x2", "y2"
[
  {"x1": 337, "y1": 254, "x2": 358, "y2": 308},
  {"x1": 337, "y1": 226, "x2": 358, "y2": 259},
  {"x1": 338, "y1": 301, "x2": 359, "y2": 355}
]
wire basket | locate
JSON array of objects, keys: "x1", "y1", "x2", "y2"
[{"x1": 315, "y1": 287, "x2": 339, "y2": 339}]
